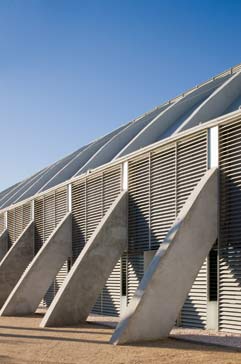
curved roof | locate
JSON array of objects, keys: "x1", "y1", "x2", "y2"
[{"x1": 1, "y1": 63, "x2": 241, "y2": 209}]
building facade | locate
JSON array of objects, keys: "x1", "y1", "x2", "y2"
[{"x1": 0, "y1": 64, "x2": 241, "y2": 334}]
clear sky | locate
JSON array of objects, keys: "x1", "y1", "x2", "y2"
[{"x1": 0, "y1": 0, "x2": 241, "y2": 190}]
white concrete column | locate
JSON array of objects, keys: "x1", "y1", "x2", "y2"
[
  {"x1": 68, "y1": 184, "x2": 72, "y2": 212},
  {"x1": 208, "y1": 126, "x2": 219, "y2": 168},
  {"x1": 122, "y1": 161, "x2": 128, "y2": 191},
  {"x1": 207, "y1": 126, "x2": 219, "y2": 330}
]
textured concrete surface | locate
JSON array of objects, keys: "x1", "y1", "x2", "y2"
[
  {"x1": 0, "y1": 315, "x2": 240, "y2": 364},
  {"x1": 111, "y1": 168, "x2": 218, "y2": 344},
  {"x1": 0, "y1": 230, "x2": 8, "y2": 262},
  {"x1": 0, "y1": 222, "x2": 34, "y2": 308},
  {"x1": 41, "y1": 191, "x2": 128, "y2": 327},
  {"x1": 0, "y1": 213, "x2": 72, "y2": 316}
]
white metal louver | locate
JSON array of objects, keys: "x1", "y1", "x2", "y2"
[
  {"x1": 7, "y1": 202, "x2": 32, "y2": 247},
  {"x1": 72, "y1": 180, "x2": 86, "y2": 261},
  {"x1": 178, "y1": 131, "x2": 208, "y2": 328},
  {"x1": 127, "y1": 131, "x2": 208, "y2": 326},
  {"x1": 219, "y1": 119, "x2": 241, "y2": 333},
  {"x1": 128, "y1": 155, "x2": 150, "y2": 253},
  {"x1": 34, "y1": 186, "x2": 68, "y2": 308},
  {"x1": 181, "y1": 260, "x2": 208, "y2": 328},
  {"x1": 71, "y1": 165, "x2": 122, "y2": 316},
  {"x1": 150, "y1": 145, "x2": 176, "y2": 250}
]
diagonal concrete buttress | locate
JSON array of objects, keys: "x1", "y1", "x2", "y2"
[
  {"x1": 0, "y1": 212, "x2": 72, "y2": 316},
  {"x1": 40, "y1": 190, "x2": 128, "y2": 328},
  {"x1": 0, "y1": 230, "x2": 8, "y2": 262},
  {"x1": 0, "y1": 221, "x2": 34, "y2": 308},
  {"x1": 111, "y1": 168, "x2": 218, "y2": 345}
]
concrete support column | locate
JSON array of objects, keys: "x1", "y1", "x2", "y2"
[
  {"x1": 0, "y1": 212, "x2": 72, "y2": 316},
  {"x1": 0, "y1": 221, "x2": 34, "y2": 308},
  {"x1": 111, "y1": 168, "x2": 218, "y2": 344},
  {"x1": 41, "y1": 190, "x2": 128, "y2": 327}
]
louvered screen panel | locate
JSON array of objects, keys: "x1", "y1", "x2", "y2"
[
  {"x1": 92, "y1": 166, "x2": 122, "y2": 316},
  {"x1": 72, "y1": 180, "x2": 86, "y2": 261},
  {"x1": 36, "y1": 187, "x2": 68, "y2": 308},
  {"x1": 103, "y1": 166, "x2": 121, "y2": 214},
  {"x1": 127, "y1": 254, "x2": 144, "y2": 304},
  {"x1": 181, "y1": 260, "x2": 208, "y2": 328},
  {"x1": 86, "y1": 174, "x2": 103, "y2": 314},
  {"x1": 53, "y1": 188, "x2": 68, "y2": 304},
  {"x1": 177, "y1": 131, "x2": 208, "y2": 212},
  {"x1": 7, "y1": 210, "x2": 15, "y2": 247},
  {"x1": 34, "y1": 198, "x2": 44, "y2": 253},
  {"x1": 219, "y1": 120, "x2": 241, "y2": 333},
  {"x1": 55, "y1": 187, "x2": 68, "y2": 225},
  {"x1": 7, "y1": 202, "x2": 32, "y2": 248},
  {"x1": 35, "y1": 194, "x2": 52, "y2": 308},
  {"x1": 178, "y1": 131, "x2": 208, "y2": 328},
  {"x1": 14, "y1": 206, "x2": 23, "y2": 242},
  {"x1": 0, "y1": 213, "x2": 5, "y2": 235},
  {"x1": 102, "y1": 260, "x2": 121, "y2": 317},
  {"x1": 128, "y1": 155, "x2": 150, "y2": 253},
  {"x1": 55, "y1": 261, "x2": 69, "y2": 295},
  {"x1": 23, "y1": 203, "x2": 32, "y2": 229},
  {"x1": 44, "y1": 193, "x2": 55, "y2": 242},
  {"x1": 150, "y1": 145, "x2": 176, "y2": 250},
  {"x1": 86, "y1": 174, "x2": 103, "y2": 240}
]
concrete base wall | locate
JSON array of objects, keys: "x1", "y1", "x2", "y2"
[
  {"x1": 111, "y1": 168, "x2": 218, "y2": 345},
  {"x1": 0, "y1": 213, "x2": 72, "y2": 316},
  {"x1": 41, "y1": 190, "x2": 128, "y2": 328},
  {"x1": 0, "y1": 222, "x2": 34, "y2": 308},
  {"x1": 0, "y1": 230, "x2": 8, "y2": 262}
]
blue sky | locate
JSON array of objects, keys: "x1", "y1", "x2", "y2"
[{"x1": 0, "y1": 0, "x2": 241, "y2": 190}]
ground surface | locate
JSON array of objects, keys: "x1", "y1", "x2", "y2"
[{"x1": 0, "y1": 314, "x2": 240, "y2": 364}]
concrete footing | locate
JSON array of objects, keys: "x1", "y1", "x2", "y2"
[
  {"x1": 110, "y1": 168, "x2": 218, "y2": 345},
  {"x1": 0, "y1": 213, "x2": 72, "y2": 316},
  {"x1": 40, "y1": 190, "x2": 128, "y2": 328},
  {"x1": 0, "y1": 230, "x2": 8, "y2": 262},
  {"x1": 0, "y1": 222, "x2": 34, "y2": 308}
]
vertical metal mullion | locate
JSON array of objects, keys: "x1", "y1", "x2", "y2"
[
  {"x1": 175, "y1": 142, "x2": 181, "y2": 327},
  {"x1": 68, "y1": 184, "x2": 72, "y2": 213}
]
